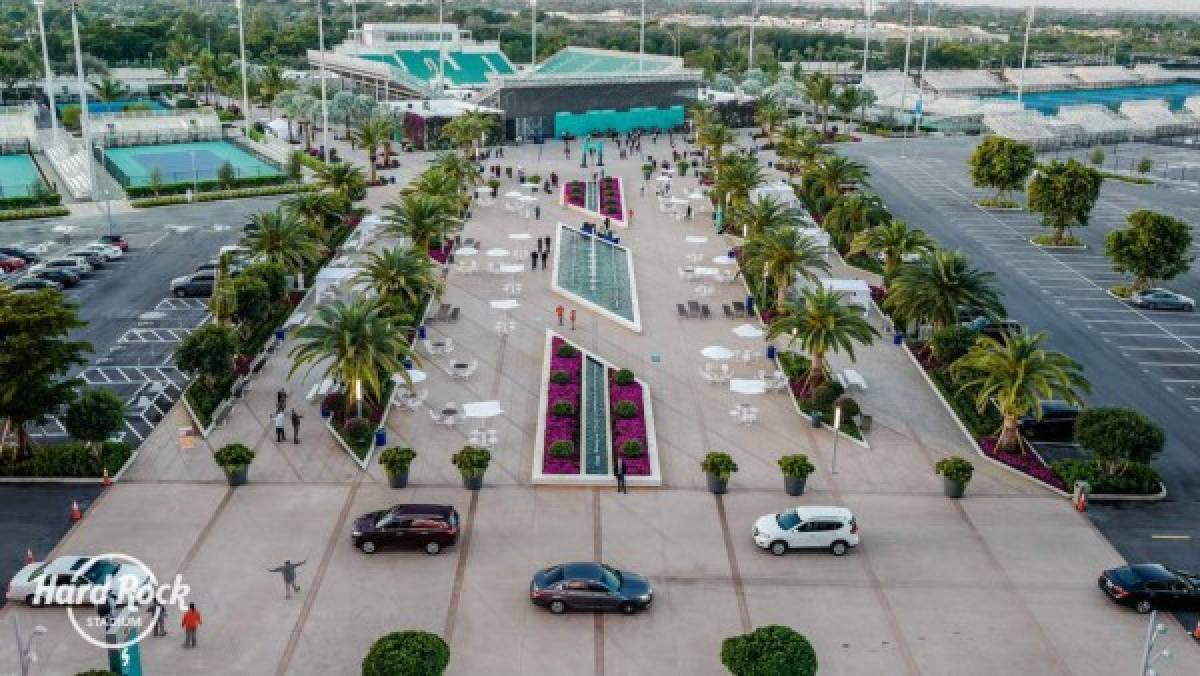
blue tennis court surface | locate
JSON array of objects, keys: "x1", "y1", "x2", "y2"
[
  {"x1": 986, "y1": 82, "x2": 1200, "y2": 115},
  {"x1": 103, "y1": 141, "x2": 282, "y2": 187},
  {"x1": 0, "y1": 154, "x2": 44, "y2": 198},
  {"x1": 57, "y1": 99, "x2": 167, "y2": 115}
]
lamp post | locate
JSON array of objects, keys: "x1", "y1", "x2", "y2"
[
  {"x1": 190, "y1": 150, "x2": 198, "y2": 196},
  {"x1": 13, "y1": 616, "x2": 48, "y2": 676},
  {"x1": 236, "y1": 0, "x2": 251, "y2": 123},
  {"x1": 747, "y1": 0, "x2": 758, "y2": 70},
  {"x1": 437, "y1": 0, "x2": 447, "y2": 92},
  {"x1": 530, "y1": 0, "x2": 538, "y2": 70},
  {"x1": 666, "y1": 29, "x2": 679, "y2": 58},
  {"x1": 316, "y1": 0, "x2": 330, "y2": 160},
  {"x1": 1139, "y1": 611, "x2": 1172, "y2": 676},
  {"x1": 830, "y1": 402, "x2": 843, "y2": 474},
  {"x1": 33, "y1": 0, "x2": 57, "y2": 133},
  {"x1": 1017, "y1": 6, "x2": 1035, "y2": 105},
  {"x1": 638, "y1": 0, "x2": 645, "y2": 73},
  {"x1": 355, "y1": 379, "x2": 363, "y2": 418},
  {"x1": 68, "y1": 0, "x2": 99, "y2": 203},
  {"x1": 861, "y1": 0, "x2": 871, "y2": 78}
]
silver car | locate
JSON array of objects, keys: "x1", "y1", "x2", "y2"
[
  {"x1": 1132, "y1": 288, "x2": 1195, "y2": 312},
  {"x1": 36, "y1": 257, "x2": 92, "y2": 276}
]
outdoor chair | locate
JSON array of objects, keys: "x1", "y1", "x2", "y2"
[
  {"x1": 732, "y1": 301, "x2": 746, "y2": 318},
  {"x1": 448, "y1": 307, "x2": 461, "y2": 322},
  {"x1": 676, "y1": 304, "x2": 689, "y2": 319},
  {"x1": 428, "y1": 409, "x2": 443, "y2": 425},
  {"x1": 723, "y1": 305, "x2": 734, "y2": 319},
  {"x1": 700, "y1": 304, "x2": 712, "y2": 319},
  {"x1": 436, "y1": 304, "x2": 452, "y2": 322},
  {"x1": 688, "y1": 301, "x2": 701, "y2": 318}
]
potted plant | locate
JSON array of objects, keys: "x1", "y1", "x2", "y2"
[
  {"x1": 934, "y1": 456, "x2": 974, "y2": 498},
  {"x1": 777, "y1": 454, "x2": 815, "y2": 496},
  {"x1": 379, "y1": 446, "x2": 417, "y2": 489},
  {"x1": 701, "y1": 451, "x2": 738, "y2": 494},
  {"x1": 642, "y1": 163, "x2": 654, "y2": 180},
  {"x1": 213, "y1": 442, "x2": 255, "y2": 486},
  {"x1": 487, "y1": 178, "x2": 499, "y2": 197},
  {"x1": 452, "y1": 445, "x2": 491, "y2": 490},
  {"x1": 676, "y1": 160, "x2": 689, "y2": 177}
]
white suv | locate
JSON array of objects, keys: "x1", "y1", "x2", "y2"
[{"x1": 753, "y1": 506, "x2": 859, "y2": 556}]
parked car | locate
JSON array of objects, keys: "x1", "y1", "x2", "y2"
[
  {"x1": 79, "y1": 243, "x2": 123, "y2": 260},
  {"x1": 0, "y1": 246, "x2": 39, "y2": 263},
  {"x1": 350, "y1": 504, "x2": 460, "y2": 555},
  {"x1": 30, "y1": 267, "x2": 81, "y2": 288},
  {"x1": 1018, "y1": 400, "x2": 1081, "y2": 442},
  {"x1": 36, "y1": 257, "x2": 91, "y2": 276},
  {"x1": 193, "y1": 259, "x2": 246, "y2": 276},
  {"x1": 0, "y1": 255, "x2": 26, "y2": 273},
  {"x1": 964, "y1": 317, "x2": 1022, "y2": 342},
  {"x1": 6, "y1": 555, "x2": 153, "y2": 606},
  {"x1": 1131, "y1": 288, "x2": 1195, "y2": 312},
  {"x1": 65, "y1": 250, "x2": 106, "y2": 269},
  {"x1": 529, "y1": 562, "x2": 654, "y2": 615},
  {"x1": 97, "y1": 234, "x2": 128, "y2": 251},
  {"x1": 752, "y1": 506, "x2": 859, "y2": 556},
  {"x1": 170, "y1": 271, "x2": 216, "y2": 297},
  {"x1": 7, "y1": 277, "x2": 61, "y2": 292},
  {"x1": 1098, "y1": 564, "x2": 1200, "y2": 613}
]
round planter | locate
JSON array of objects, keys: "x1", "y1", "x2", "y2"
[
  {"x1": 462, "y1": 475, "x2": 483, "y2": 491},
  {"x1": 224, "y1": 466, "x2": 248, "y2": 487},
  {"x1": 706, "y1": 472, "x2": 729, "y2": 495},
  {"x1": 783, "y1": 475, "x2": 808, "y2": 496},
  {"x1": 387, "y1": 469, "x2": 409, "y2": 489},
  {"x1": 942, "y1": 477, "x2": 966, "y2": 499}
]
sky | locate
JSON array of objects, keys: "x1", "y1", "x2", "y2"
[{"x1": 931, "y1": 0, "x2": 1196, "y2": 11}]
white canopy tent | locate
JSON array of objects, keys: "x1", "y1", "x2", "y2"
[{"x1": 818, "y1": 278, "x2": 872, "y2": 310}]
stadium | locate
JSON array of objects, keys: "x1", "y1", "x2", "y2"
[{"x1": 310, "y1": 23, "x2": 703, "y2": 140}]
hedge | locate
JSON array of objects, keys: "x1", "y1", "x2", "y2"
[
  {"x1": 0, "y1": 193, "x2": 63, "y2": 210},
  {"x1": 125, "y1": 174, "x2": 288, "y2": 198},
  {"x1": 0, "y1": 206, "x2": 70, "y2": 222},
  {"x1": 0, "y1": 441, "x2": 132, "y2": 478},
  {"x1": 1051, "y1": 459, "x2": 1162, "y2": 495},
  {"x1": 131, "y1": 183, "x2": 313, "y2": 208}
]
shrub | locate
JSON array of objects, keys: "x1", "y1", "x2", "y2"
[
  {"x1": 1108, "y1": 285, "x2": 1133, "y2": 299},
  {"x1": 0, "y1": 441, "x2": 131, "y2": 478},
  {"x1": 1051, "y1": 459, "x2": 1161, "y2": 495},
  {"x1": 549, "y1": 440, "x2": 576, "y2": 458},
  {"x1": 1136, "y1": 156, "x2": 1153, "y2": 175},
  {"x1": 556, "y1": 343, "x2": 578, "y2": 358},
  {"x1": 0, "y1": 193, "x2": 63, "y2": 210},
  {"x1": 930, "y1": 325, "x2": 979, "y2": 366},
  {"x1": 721, "y1": 625, "x2": 817, "y2": 676},
  {"x1": 614, "y1": 368, "x2": 635, "y2": 385},
  {"x1": 64, "y1": 388, "x2": 127, "y2": 453},
  {"x1": 1088, "y1": 146, "x2": 1105, "y2": 166},
  {"x1": 777, "y1": 454, "x2": 815, "y2": 478},
  {"x1": 379, "y1": 447, "x2": 417, "y2": 475},
  {"x1": 550, "y1": 370, "x2": 570, "y2": 385},
  {"x1": 701, "y1": 451, "x2": 738, "y2": 480},
  {"x1": 935, "y1": 456, "x2": 974, "y2": 485},
  {"x1": 130, "y1": 183, "x2": 311, "y2": 208},
  {"x1": 835, "y1": 396, "x2": 860, "y2": 418},
  {"x1": 452, "y1": 446, "x2": 491, "y2": 478},
  {"x1": 342, "y1": 417, "x2": 373, "y2": 448},
  {"x1": 809, "y1": 382, "x2": 844, "y2": 410},
  {"x1": 620, "y1": 440, "x2": 644, "y2": 457},
  {"x1": 552, "y1": 400, "x2": 576, "y2": 417},
  {"x1": 776, "y1": 351, "x2": 811, "y2": 380},
  {"x1": 0, "y1": 206, "x2": 70, "y2": 222},
  {"x1": 176, "y1": 324, "x2": 239, "y2": 387},
  {"x1": 614, "y1": 400, "x2": 638, "y2": 418},
  {"x1": 1074, "y1": 407, "x2": 1164, "y2": 474},
  {"x1": 362, "y1": 630, "x2": 450, "y2": 676},
  {"x1": 213, "y1": 442, "x2": 255, "y2": 469}
]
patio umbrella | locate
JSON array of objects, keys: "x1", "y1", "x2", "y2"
[
  {"x1": 729, "y1": 379, "x2": 767, "y2": 395},
  {"x1": 685, "y1": 235, "x2": 709, "y2": 244},
  {"x1": 455, "y1": 247, "x2": 478, "y2": 256},
  {"x1": 489, "y1": 299, "x2": 520, "y2": 310},
  {"x1": 508, "y1": 233, "x2": 532, "y2": 241},
  {"x1": 485, "y1": 248, "x2": 511, "y2": 257},
  {"x1": 732, "y1": 324, "x2": 764, "y2": 339},
  {"x1": 655, "y1": 175, "x2": 672, "y2": 182},
  {"x1": 712, "y1": 255, "x2": 738, "y2": 266},
  {"x1": 392, "y1": 369, "x2": 427, "y2": 390},
  {"x1": 701, "y1": 345, "x2": 735, "y2": 360},
  {"x1": 463, "y1": 400, "x2": 504, "y2": 419},
  {"x1": 504, "y1": 191, "x2": 523, "y2": 198},
  {"x1": 687, "y1": 192, "x2": 705, "y2": 200}
]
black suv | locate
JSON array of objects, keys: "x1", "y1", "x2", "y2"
[
  {"x1": 1018, "y1": 400, "x2": 1080, "y2": 442},
  {"x1": 965, "y1": 317, "x2": 1022, "y2": 342},
  {"x1": 351, "y1": 504, "x2": 460, "y2": 555}
]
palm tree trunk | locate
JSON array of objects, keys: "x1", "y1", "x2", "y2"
[
  {"x1": 806, "y1": 353, "x2": 826, "y2": 390},
  {"x1": 367, "y1": 144, "x2": 377, "y2": 184},
  {"x1": 996, "y1": 415, "x2": 1022, "y2": 454}
]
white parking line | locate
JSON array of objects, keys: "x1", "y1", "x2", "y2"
[{"x1": 1119, "y1": 346, "x2": 1200, "y2": 352}]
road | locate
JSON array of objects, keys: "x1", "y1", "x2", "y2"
[
  {"x1": 841, "y1": 138, "x2": 1200, "y2": 612},
  {"x1": 0, "y1": 483, "x2": 105, "y2": 608}
]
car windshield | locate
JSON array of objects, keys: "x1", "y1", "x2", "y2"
[
  {"x1": 82, "y1": 560, "x2": 119, "y2": 584},
  {"x1": 776, "y1": 510, "x2": 801, "y2": 530},
  {"x1": 374, "y1": 512, "x2": 393, "y2": 529},
  {"x1": 600, "y1": 565, "x2": 622, "y2": 591}
]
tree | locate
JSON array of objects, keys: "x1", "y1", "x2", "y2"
[
  {"x1": 884, "y1": 250, "x2": 1005, "y2": 330},
  {"x1": 439, "y1": 111, "x2": 496, "y2": 158},
  {"x1": 721, "y1": 625, "x2": 817, "y2": 676},
  {"x1": 712, "y1": 154, "x2": 764, "y2": 214},
  {"x1": 217, "y1": 160, "x2": 237, "y2": 189},
  {"x1": 232, "y1": 275, "x2": 271, "y2": 331},
  {"x1": 953, "y1": 331, "x2": 1090, "y2": 454},
  {"x1": 811, "y1": 155, "x2": 867, "y2": 200},
  {"x1": 848, "y1": 219, "x2": 934, "y2": 282},
  {"x1": 802, "y1": 72, "x2": 835, "y2": 135},
  {"x1": 148, "y1": 167, "x2": 164, "y2": 197},
  {"x1": 257, "y1": 63, "x2": 290, "y2": 119},
  {"x1": 362, "y1": 631, "x2": 449, "y2": 676},
  {"x1": 289, "y1": 298, "x2": 419, "y2": 410},
  {"x1": 730, "y1": 197, "x2": 802, "y2": 241},
  {"x1": 352, "y1": 116, "x2": 391, "y2": 185},
  {"x1": 245, "y1": 208, "x2": 320, "y2": 271},
  {"x1": 174, "y1": 324, "x2": 238, "y2": 388},
  {"x1": 91, "y1": 76, "x2": 128, "y2": 103},
  {"x1": 823, "y1": 192, "x2": 888, "y2": 252},
  {"x1": 767, "y1": 288, "x2": 879, "y2": 388},
  {"x1": 285, "y1": 150, "x2": 304, "y2": 183},
  {"x1": 968, "y1": 136, "x2": 1035, "y2": 204},
  {"x1": 0, "y1": 289, "x2": 90, "y2": 457},
  {"x1": 835, "y1": 86, "x2": 863, "y2": 128},
  {"x1": 1088, "y1": 146, "x2": 1105, "y2": 166},
  {"x1": 284, "y1": 190, "x2": 341, "y2": 244},
  {"x1": 1136, "y1": 156, "x2": 1153, "y2": 175},
  {"x1": 1104, "y1": 209, "x2": 1194, "y2": 291},
  {"x1": 754, "y1": 93, "x2": 786, "y2": 137},
  {"x1": 1074, "y1": 407, "x2": 1164, "y2": 477},
  {"x1": 384, "y1": 193, "x2": 461, "y2": 254},
  {"x1": 355, "y1": 246, "x2": 443, "y2": 320},
  {"x1": 743, "y1": 228, "x2": 831, "y2": 309},
  {"x1": 64, "y1": 388, "x2": 126, "y2": 457},
  {"x1": 240, "y1": 262, "x2": 289, "y2": 306},
  {"x1": 430, "y1": 152, "x2": 483, "y2": 191},
  {"x1": 774, "y1": 123, "x2": 830, "y2": 173},
  {"x1": 1026, "y1": 160, "x2": 1103, "y2": 246},
  {"x1": 313, "y1": 162, "x2": 366, "y2": 204},
  {"x1": 697, "y1": 122, "x2": 734, "y2": 160}
]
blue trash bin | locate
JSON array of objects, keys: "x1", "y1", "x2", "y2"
[
  {"x1": 274, "y1": 328, "x2": 286, "y2": 345},
  {"x1": 893, "y1": 331, "x2": 904, "y2": 346},
  {"x1": 766, "y1": 345, "x2": 777, "y2": 360},
  {"x1": 403, "y1": 358, "x2": 414, "y2": 369},
  {"x1": 375, "y1": 429, "x2": 387, "y2": 447},
  {"x1": 418, "y1": 325, "x2": 427, "y2": 340},
  {"x1": 745, "y1": 295, "x2": 755, "y2": 315}
]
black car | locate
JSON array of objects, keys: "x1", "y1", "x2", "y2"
[
  {"x1": 351, "y1": 504, "x2": 459, "y2": 555},
  {"x1": 170, "y1": 271, "x2": 216, "y2": 297},
  {"x1": 0, "y1": 246, "x2": 39, "y2": 264},
  {"x1": 31, "y1": 268, "x2": 81, "y2": 288},
  {"x1": 1018, "y1": 400, "x2": 1080, "y2": 442},
  {"x1": 965, "y1": 317, "x2": 1022, "y2": 342},
  {"x1": 530, "y1": 562, "x2": 654, "y2": 615},
  {"x1": 1099, "y1": 564, "x2": 1200, "y2": 613},
  {"x1": 8, "y1": 277, "x2": 61, "y2": 292}
]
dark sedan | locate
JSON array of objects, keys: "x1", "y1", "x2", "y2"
[
  {"x1": 350, "y1": 504, "x2": 459, "y2": 555},
  {"x1": 1099, "y1": 564, "x2": 1200, "y2": 613},
  {"x1": 530, "y1": 562, "x2": 653, "y2": 615},
  {"x1": 31, "y1": 268, "x2": 81, "y2": 288},
  {"x1": 8, "y1": 277, "x2": 61, "y2": 292}
]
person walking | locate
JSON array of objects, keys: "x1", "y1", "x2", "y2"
[
  {"x1": 181, "y1": 603, "x2": 201, "y2": 648},
  {"x1": 534, "y1": 204, "x2": 541, "y2": 220},
  {"x1": 627, "y1": 207, "x2": 634, "y2": 225},
  {"x1": 539, "y1": 249, "x2": 548, "y2": 270},
  {"x1": 615, "y1": 455, "x2": 627, "y2": 494},
  {"x1": 290, "y1": 409, "x2": 302, "y2": 444},
  {"x1": 569, "y1": 309, "x2": 577, "y2": 330},
  {"x1": 555, "y1": 305, "x2": 565, "y2": 326},
  {"x1": 269, "y1": 559, "x2": 307, "y2": 599},
  {"x1": 272, "y1": 410, "x2": 286, "y2": 442},
  {"x1": 543, "y1": 235, "x2": 551, "y2": 252},
  {"x1": 530, "y1": 249, "x2": 539, "y2": 270},
  {"x1": 151, "y1": 598, "x2": 168, "y2": 637},
  {"x1": 276, "y1": 388, "x2": 287, "y2": 413}
]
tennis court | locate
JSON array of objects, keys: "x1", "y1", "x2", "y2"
[
  {"x1": 987, "y1": 82, "x2": 1200, "y2": 115},
  {"x1": 102, "y1": 140, "x2": 282, "y2": 187},
  {"x1": 57, "y1": 99, "x2": 167, "y2": 115},
  {"x1": 0, "y1": 154, "x2": 44, "y2": 198}
]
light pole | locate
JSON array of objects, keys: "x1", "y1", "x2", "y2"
[
  {"x1": 68, "y1": 0, "x2": 99, "y2": 203},
  {"x1": 898, "y1": 1, "x2": 914, "y2": 145},
  {"x1": 1138, "y1": 611, "x2": 1172, "y2": 676},
  {"x1": 316, "y1": 0, "x2": 330, "y2": 160},
  {"x1": 861, "y1": 0, "x2": 872, "y2": 78},
  {"x1": 666, "y1": 29, "x2": 679, "y2": 58},
  {"x1": 830, "y1": 402, "x2": 844, "y2": 474},
  {"x1": 530, "y1": 0, "x2": 538, "y2": 70},
  {"x1": 747, "y1": 0, "x2": 758, "y2": 70},
  {"x1": 1017, "y1": 6, "x2": 1035, "y2": 105},
  {"x1": 638, "y1": 0, "x2": 645, "y2": 73},
  {"x1": 437, "y1": 0, "x2": 447, "y2": 92},
  {"x1": 236, "y1": 0, "x2": 251, "y2": 122},
  {"x1": 191, "y1": 150, "x2": 198, "y2": 196},
  {"x1": 13, "y1": 616, "x2": 48, "y2": 676},
  {"x1": 33, "y1": 0, "x2": 57, "y2": 133}
]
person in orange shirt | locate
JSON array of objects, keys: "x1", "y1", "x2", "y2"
[
  {"x1": 569, "y1": 309, "x2": 577, "y2": 330},
  {"x1": 182, "y1": 603, "x2": 202, "y2": 648},
  {"x1": 555, "y1": 305, "x2": 564, "y2": 326}
]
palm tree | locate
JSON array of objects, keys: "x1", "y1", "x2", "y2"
[
  {"x1": 91, "y1": 76, "x2": 128, "y2": 103},
  {"x1": 858, "y1": 88, "x2": 877, "y2": 126},
  {"x1": 775, "y1": 123, "x2": 829, "y2": 174},
  {"x1": 244, "y1": 209, "x2": 320, "y2": 271},
  {"x1": 767, "y1": 288, "x2": 880, "y2": 388},
  {"x1": 849, "y1": 219, "x2": 934, "y2": 282},
  {"x1": 439, "y1": 111, "x2": 495, "y2": 158},
  {"x1": 689, "y1": 103, "x2": 717, "y2": 132},
  {"x1": 730, "y1": 196, "x2": 801, "y2": 240},
  {"x1": 283, "y1": 191, "x2": 341, "y2": 244},
  {"x1": 812, "y1": 155, "x2": 868, "y2": 200},
  {"x1": 406, "y1": 166, "x2": 467, "y2": 210},
  {"x1": 754, "y1": 93, "x2": 787, "y2": 137},
  {"x1": 697, "y1": 122, "x2": 735, "y2": 160},
  {"x1": 743, "y1": 227, "x2": 831, "y2": 309},
  {"x1": 802, "y1": 72, "x2": 835, "y2": 135},
  {"x1": 289, "y1": 298, "x2": 419, "y2": 410},
  {"x1": 823, "y1": 193, "x2": 888, "y2": 252},
  {"x1": 257, "y1": 63, "x2": 290, "y2": 119},
  {"x1": 384, "y1": 193, "x2": 461, "y2": 253},
  {"x1": 351, "y1": 116, "x2": 391, "y2": 184},
  {"x1": 884, "y1": 250, "x2": 1005, "y2": 330},
  {"x1": 712, "y1": 154, "x2": 763, "y2": 215},
  {"x1": 430, "y1": 152, "x2": 482, "y2": 191},
  {"x1": 355, "y1": 246, "x2": 443, "y2": 318},
  {"x1": 835, "y1": 86, "x2": 863, "y2": 130},
  {"x1": 953, "y1": 332, "x2": 1090, "y2": 454},
  {"x1": 312, "y1": 162, "x2": 366, "y2": 205}
]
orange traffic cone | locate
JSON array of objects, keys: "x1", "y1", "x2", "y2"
[
  {"x1": 1075, "y1": 492, "x2": 1088, "y2": 512},
  {"x1": 70, "y1": 500, "x2": 82, "y2": 522},
  {"x1": 1193, "y1": 621, "x2": 1200, "y2": 641},
  {"x1": 24, "y1": 548, "x2": 34, "y2": 565},
  {"x1": 101, "y1": 468, "x2": 112, "y2": 488}
]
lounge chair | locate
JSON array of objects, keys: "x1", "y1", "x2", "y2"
[
  {"x1": 732, "y1": 301, "x2": 746, "y2": 318},
  {"x1": 723, "y1": 304, "x2": 734, "y2": 319},
  {"x1": 448, "y1": 307, "x2": 460, "y2": 322},
  {"x1": 677, "y1": 304, "x2": 689, "y2": 318},
  {"x1": 688, "y1": 301, "x2": 701, "y2": 318},
  {"x1": 700, "y1": 304, "x2": 712, "y2": 319}
]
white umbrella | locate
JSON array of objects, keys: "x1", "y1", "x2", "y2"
[
  {"x1": 732, "y1": 323, "x2": 764, "y2": 339},
  {"x1": 668, "y1": 197, "x2": 688, "y2": 205},
  {"x1": 392, "y1": 369, "x2": 427, "y2": 385},
  {"x1": 504, "y1": 191, "x2": 523, "y2": 198},
  {"x1": 456, "y1": 247, "x2": 478, "y2": 256},
  {"x1": 462, "y1": 400, "x2": 504, "y2": 418},
  {"x1": 655, "y1": 175, "x2": 672, "y2": 182},
  {"x1": 687, "y1": 192, "x2": 705, "y2": 200},
  {"x1": 485, "y1": 248, "x2": 511, "y2": 257},
  {"x1": 712, "y1": 255, "x2": 738, "y2": 265},
  {"x1": 701, "y1": 345, "x2": 735, "y2": 360},
  {"x1": 508, "y1": 233, "x2": 532, "y2": 240},
  {"x1": 729, "y1": 379, "x2": 767, "y2": 395},
  {"x1": 685, "y1": 235, "x2": 709, "y2": 244},
  {"x1": 489, "y1": 299, "x2": 520, "y2": 310},
  {"x1": 519, "y1": 195, "x2": 538, "y2": 203},
  {"x1": 498, "y1": 264, "x2": 525, "y2": 274},
  {"x1": 361, "y1": 214, "x2": 382, "y2": 226}
]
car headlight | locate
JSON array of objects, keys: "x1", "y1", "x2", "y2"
[{"x1": 351, "y1": 531, "x2": 362, "y2": 538}]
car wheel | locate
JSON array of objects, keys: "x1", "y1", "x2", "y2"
[
  {"x1": 618, "y1": 602, "x2": 637, "y2": 615},
  {"x1": 1135, "y1": 599, "x2": 1153, "y2": 614},
  {"x1": 830, "y1": 541, "x2": 849, "y2": 556},
  {"x1": 424, "y1": 541, "x2": 441, "y2": 555},
  {"x1": 548, "y1": 600, "x2": 567, "y2": 615},
  {"x1": 769, "y1": 541, "x2": 788, "y2": 556},
  {"x1": 359, "y1": 541, "x2": 376, "y2": 554},
  {"x1": 1188, "y1": 304, "x2": 1196, "y2": 313},
  {"x1": 173, "y1": 288, "x2": 187, "y2": 298}
]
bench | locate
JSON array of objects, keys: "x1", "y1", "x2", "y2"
[{"x1": 843, "y1": 369, "x2": 868, "y2": 392}]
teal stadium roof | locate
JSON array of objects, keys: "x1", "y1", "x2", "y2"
[
  {"x1": 535, "y1": 47, "x2": 677, "y2": 76},
  {"x1": 357, "y1": 49, "x2": 515, "y2": 87}
]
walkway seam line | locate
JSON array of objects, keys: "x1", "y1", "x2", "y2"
[
  {"x1": 714, "y1": 494, "x2": 752, "y2": 633},
  {"x1": 442, "y1": 488, "x2": 480, "y2": 643}
]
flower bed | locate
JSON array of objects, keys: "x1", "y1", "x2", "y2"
[
  {"x1": 598, "y1": 176, "x2": 623, "y2": 221},
  {"x1": 427, "y1": 245, "x2": 448, "y2": 265},
  {"x1": 978, "y1": 437, "x2": 1066, "y2": 491},
  {"x1": 563, "y1": 181, "x2": 586, "y2": 209},
  {"x1": 608, "y1": 369, "x2": 649, "y2": 475},
  {"x1": 543, "y1": 336, "x2": 583, "y2": 474}
]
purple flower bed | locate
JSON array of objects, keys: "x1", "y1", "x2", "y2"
[
  {"x1": 608, "y1": 369, "x2": 650, "y2": 475},
  {"x1": 543, "y1": 336, "x2": 583, "y2": 474},
  {"x1": 979, "y1": 437, "x2": 1066, "y2": 491},
  {"x1": 598, "y1": 176, "x2": 623, "y2": 221},
  {"x1": 563, "y1": 181, "x2": 586, "y2": 209},
  {"x1": 427, "y1": 245, "x2": 448, "y2": 265}
]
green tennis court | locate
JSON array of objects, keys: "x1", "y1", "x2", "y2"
[
  {"x1": 102, "y1": 140, "x2": 281, "y2": 188},
  {"x1": 0, "y1": 154, "x2": 44, "y2": 198}
]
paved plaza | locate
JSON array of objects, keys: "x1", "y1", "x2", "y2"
[{"x1": 2, "y1": 135, "x2": 1198, "y2": 675}]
